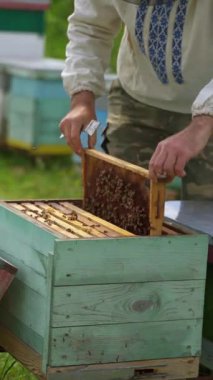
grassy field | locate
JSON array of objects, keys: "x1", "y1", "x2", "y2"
[
  {"x1": 0, "y1": 150, "x2": 82, "y2": 200},
  {"x1": 0, "y1": 354, "x2": 36, "y2": 380}
]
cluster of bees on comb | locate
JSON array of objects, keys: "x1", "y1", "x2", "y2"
[{"x1": 84, "y1": 167, "x2": 150, "y2": 235}]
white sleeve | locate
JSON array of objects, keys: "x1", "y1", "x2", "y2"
[
  {"x1": 192, "y1": 79, "x2": 213, "y2": 117},
  {"x1": 62, "y1": 0, "x2": 121, "y2": 98}
]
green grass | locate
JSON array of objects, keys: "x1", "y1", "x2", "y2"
[
  {"x1": 0, "y1": 354, "x2": 36, "y2": 380},
  {"x1": 0, "y1": 150, "x2": 82, "y2": 200}
]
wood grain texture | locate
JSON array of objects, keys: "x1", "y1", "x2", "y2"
[
  {"x1": 52, "y1": 280, "x2": 205, "y2": 327},
  {"x1": 9, "y1": 200, "x2": 134, "y2": 238},
  {"x1": 49, "y1": 202, "x2": 117, "y2": 238},
  {"x1": 53, "y1": 235, "x2": 208, "y2": 286},
  {"x1": 83, "y1": 149, "x2": 150, "y2": 179},
  {"x1": 49, "y1": 319, "x2": 202, "y2": 366},
  {"x1": 60, "y1": 202, "x2": 133, "y2": 237},
  {"x1": 150, "y1": 181, "x2": 166, "y2": 236},
  {"x1": 0, "y1": 203, "x2": 56, "y2": 256},
  {"x1": 0, "y1": 279, "x2": 46, "y2": 337},
  {"x1": 0, "y1": 248, "x2": 47, "y2": 297},
  {"x1": 0, "y1": 311, "x2": 43, "y2": 354},
  {"x1": 47, "y1": 357, "x2": 199, "y2": 380},
  {"x1": 42, "y1": 252, "x2": 54, "y2": 374}
]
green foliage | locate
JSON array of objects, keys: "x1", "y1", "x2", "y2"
[
  {"x1": 45, "y1": 0, "x2": 122, "y2": 71},
  {"x1": 45, "y1": 0, "x2": 74, "y2": 59},
  {"x1": 0, "y1": 354, "x2": 36, "y2": 380}
]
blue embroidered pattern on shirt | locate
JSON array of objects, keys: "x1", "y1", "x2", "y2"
[
  {"x1": 148, "y1": 1, "x2": 173, "y2": 83},
  {"x1": 135, "y1": 0, "x2": 149, "y2": 54},
  {"x1": 172, "y1": 0, "x2": 188, "y2": 84},
  {"x1": 135, "y1": 0, "x2": 188, "y2": 84}
]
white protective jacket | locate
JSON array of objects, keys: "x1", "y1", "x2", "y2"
[{"x1": 62, "y1": 0, "x2": 213, "y2": 116}]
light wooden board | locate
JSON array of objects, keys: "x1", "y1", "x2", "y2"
[
  {"x1": 53, "y1": 235, "x2": 208, "y2": 286},
  {"x1": 7, "y1": 200, "x2": 134, "y2": 238},
  {"x1": 49, "y1": 319, "x2": 202, "y2": 366},
  {"x1": 83, "y1": 149, "x2": 166, "y2": 236},
  {"x1": 47, "y1": 357, "x2": 199, "y2": 380},
  {"x1": 51, "y1": 280, "x2": 205, "y2": 327}
]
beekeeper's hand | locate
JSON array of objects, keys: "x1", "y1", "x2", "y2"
[
  {"x1": 60, "y1": 91, "x2": 97, "y2": 155},
  {"x1": 149, "y1": 115, "x2": 213, "y2": 181}
]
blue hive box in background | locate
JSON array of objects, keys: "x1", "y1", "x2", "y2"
[
  {"x1": 5, "y1": 59, "x2": 71, "y2": 155},
  {"x1": 3, "y1": 58, "x2": 116, "y2": 156}
]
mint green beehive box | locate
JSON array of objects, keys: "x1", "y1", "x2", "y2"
[
  {"x1": 5, "y1": 59, "x2": 71, "y2": 156},
  {"x1": 0, "y1": 199, "x2": 208, "y2": 380}
]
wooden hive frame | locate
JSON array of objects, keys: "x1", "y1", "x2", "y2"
[{"x1": 82, "y1": 149, "x2": 166, "y2": 236}]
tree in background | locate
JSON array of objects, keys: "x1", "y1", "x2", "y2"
[
  {"x1": 45, "y1": 0, "x2": 122, "y2": 72},
  {"x1": 45, "y1": 0, "x2": 74, "y2": 60}
]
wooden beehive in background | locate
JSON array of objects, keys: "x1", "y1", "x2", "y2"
[
  {"x1": 5, "y1": 60, "x2": 71, "y2": 156},
  {"x1": 0, "y1": 195, "x2": 209, "y2": 380}
]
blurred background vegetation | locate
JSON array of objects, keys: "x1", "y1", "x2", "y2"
[
  {"x1": 0, "y1": 0, "x2": 123, "y2": 202},
  {"x1": 45, "y1": 0, "x2": 123, "y2": 71}
]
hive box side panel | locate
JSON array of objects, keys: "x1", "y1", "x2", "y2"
[
  {"x1": 0, "y1": 204, "x2": 56, "y2": 259},
  {"x1": 49, "y1": 235, "x2": 208, "y2": 367},
  {"x1": 51, "y1": 280, "x2": 205, "y2": 327},
  {"x1": 0, "y1": 279, "x2": 46, "y2": 337},
  {"x1": 49, "y1": 319, "x2": 202, "y2": 366},
  {"x1": 0, "y1": 310, "x2": 43, "y2": 354},
  {"x1": 0, "y1": 204, "x2": 56, "y2": 356},
  {"x1": 53, "y1": 235, "x2": 208, "y2": 286}
]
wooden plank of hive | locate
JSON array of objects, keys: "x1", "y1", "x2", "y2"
[
  {"x1": 35, "y1": 202, "x2": 106, "y2": 238},
  {"x1": 82, "y1": 149, "x2": 166, "y2": 236},
  {"x1": 21, "y1": 202, "x2": 92, "y2": 238},
  {"x1": 10, "y1": 201, "x2": 134, "y2": 238},
  {"x1": 60, "y1": 201, "x2": 134, "y2": 237},
  {"x1": 47, "y1": 357, "x2": 199, "y2": 380},
  {"x1": 11, "y1": 203, "x2": 78, "y2": 239},
  {"x1": 50, "y1": 202, "x2": 119, "y2": 238}
]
